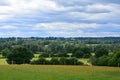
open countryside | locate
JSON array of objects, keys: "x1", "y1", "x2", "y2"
[
  {"x1": 0, "y1": 37, "x2": 120, "y2": 80},
  {"x1": 0, "y1": 0, "x2": 120, "y2": 80}
]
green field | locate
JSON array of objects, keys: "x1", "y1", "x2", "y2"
[
  {"x1": 0, "y1": 65, "x2": 119, "y2": 80},
  {"x1": 0, "y1": 54, "x2": 120, "y2": 80}
]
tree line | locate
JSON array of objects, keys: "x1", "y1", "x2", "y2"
[{"x1": 0, "y1": 37, "x2": 120, "y2": 66}]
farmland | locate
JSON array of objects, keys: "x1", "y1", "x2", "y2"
[
  {"x1": 0, "y1": 65, "x2": 120, "y2": 80},
  {"x1": 0, "y1": 37, "x2": 120, "y2": 80},
  {"x1": 0, "y1": 54, "x2": 119, "y2": 80}
]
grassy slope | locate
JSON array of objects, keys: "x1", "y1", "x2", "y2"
[
  {"x1": 0, "y1": 55, "x2": 8, "y2": 65},
  {"x1": 0, "y1": 65, "x2": 119, "y2": 80}
]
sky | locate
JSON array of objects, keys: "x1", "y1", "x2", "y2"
[{"x1": 0, "y1": 0, "x2": 120, "y2": 37}]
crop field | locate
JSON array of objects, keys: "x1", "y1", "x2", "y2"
[{"x1": 0, "y1": 65, "x2": 120, "y2": 80}]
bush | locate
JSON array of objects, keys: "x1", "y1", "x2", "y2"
[
  {"x1": 39, "y1": 53, "x2": 49, "y2": 57},
  {"x1": 65, "y1": 58, "x2": 79, "y2": 65},
  {"x1": 59, "y1": 57, "x2": 84, "y2": 65},
  {"x1": 31, "y1": 57, "x2": 84, "y2": 65},
  {"x1": 59, "y1": 57, "x2": 67, "y2": 65},
  {"x1": 31, "y1": 58, "x2": 49, "y2": 65},
  {"x1": 50, "y1": 58, "x2": 59, "y2": 65}
]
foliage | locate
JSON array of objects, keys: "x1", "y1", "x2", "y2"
[
  {"x1": 39, "y1": 52, "x2": 49, "y2": 57},
  {"x1": 7, "y1": 47, "x2": 34, "y2": 64},
  {"x1": 72, "y1": 47, "x2": 91, "y2": 58},
  {"x1": 31, "y1": 57, "x2": 49, "y2": 64},
  {"x1": 91, "y1": 48, "x2": 120, "y2": 67},
  {"x1": 95, "y1": 48, "x2": 109, "y2": 58},
  {"x1": 0, "y1": 37, "x2": 120, "y2": 55},
  {"x1": 31, "y1": 57, "x2": 83, "y2": 65},
  {"x1": 1, "y1": 48, "x2": 11, "y2": 58},
  {"x1": 50, "y1": 58, "x2": 59, "y2": 65},
  {"x1": 108, "y1": 49, "x2": 120, "y2": 66}
]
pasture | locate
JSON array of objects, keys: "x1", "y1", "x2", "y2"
[{"x1": 0, "y1": 65, "x2": 119, "y2": 80}]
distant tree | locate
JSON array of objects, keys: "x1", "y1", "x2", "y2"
[
  {"x1": 57, "y1": 52, "x2": 68, "y2": 57},
  {"x1": 50, "y1": 58, "x2": 59, "y2": 65},
  {"x1": 1, "y1": 48, "x2": 11, "y2": 58},
  {"x1": 7, "y1": 47, "x2": 33, "y2": 64},
  {"x1": 64, "y1": 44, "x2": 74, "y2": 53},
  {"x1": 95, "y1": 48, "x2": 109, "y2": 58},
  {"x1": 59, "y1": 57, "x2": 67, "y2": 65},
  {"x1": 49, "y1": 42, "x2": 64, "y2": 54},
  {"x1": 72, "y1": 47, "x2": 91, "y2": 58},
  {"x1": 90, "y1": 56, "x2": 97, "y2": 65},
  {"x1": 72, "y1": 47, "x2": 84, "y2": 58},
  {"x1": 80, "y1": 47, "x2": 91, "y2": 58},
  {"x1": 66, "y1": 58, "x2": 79, "y2": 65},
  {"x1": 39, "y1": 52, "x2": 49, "y2": 57}
]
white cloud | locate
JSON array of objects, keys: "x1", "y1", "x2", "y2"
[
  {"x1": 33, "y1": 22, "x2": 99, "y2": 31},
  {"x1": 0, "y1": 0, "x2": 119, "y2": 37},
  {"x1": 68, "y1": 3, "x2": 120, "y2": 22},
  {"x1": 0, "y1": 25, "x2": 17, "y2": 29},
  {"x1": 31, "y1": 22, "x2": 120, "y2": 37},
  {"x1": 86, "y1": 4, "x2": 113, "y2": 13},
  {"x1": 0, "y1": 0, "x2": 65, "y2": 21}
]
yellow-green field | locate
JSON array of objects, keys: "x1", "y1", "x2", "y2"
[
  {"x1": 0, "y1": 54, "x2": 120, "y2": 80},
  {"x1": 0, "y1": 65, "x2": 119, "y2": 80},
  {"x1": 0, "y1": 55, "x2": 8, "y2": 65},
  {"x1": 0, "y1": 58, "x2": 8, "y2": 65}
]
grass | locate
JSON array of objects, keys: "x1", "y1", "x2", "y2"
[
  {"x1": 0, "y1": 65, "x2": 119, "y2": 80},
  {"x1": 0, "y1": 55, "x2": 8, "y2": 65},
  {"x1": 0, "y1": 54, "x2": 120, "y2": 80},
  {"x1": 0, "y1": 58, "x2": 8, "y2": 65},
  {"x1": 32, "y1": 54, "x2": 40, "y2": 61},
  {"x1": 79, "y1": 58, "x2": 91, "y2": 65}
]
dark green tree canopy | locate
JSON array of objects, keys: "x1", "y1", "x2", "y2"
[
  {"x1": 7, "y1": 47, "x2": 34, "y2": 64},
  {"x1": 1, "y1": 48, "x2": 11, "y2": 58},
  {"x1": 95, "y1": 48, "x2": 109, "y2": 58}
]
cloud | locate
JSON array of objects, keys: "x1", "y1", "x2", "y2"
[
  {"x1": 68, "y1": 3, "x2": 120, "y2": 23},
  {"x1": 0, "y1": 25, "x2": 17, "y2": 29},
  {"x1": 33, "y1": 22, "x2": 99, "y2": 31},
  {"x1": 85, "y1": 4, "x2": 113, "y2": 13},
  {"x1": 0, "y1": 0, "x2": 120, "y2": 37},
  {"x1": 0, "y1": 0, "x2": 65, "y2": 21},
  {"x1": 32, "y1": 22, "x2": 120, "y2": 37}
]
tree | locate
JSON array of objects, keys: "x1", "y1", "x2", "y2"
[
  {"x1": 66, "y1": 58, "x2": 79, "y2": 65},
  {"x1": 50, "y1": 58, "x2": 59, "y2": 65},
  {"x1": 1, "y1": 48, "x2": 11, "y2": 58},
  {"x1": 72, "y1": 47, "x2": 84, "y2": 58},
  {"x1": 96, "y1": 55, "x2": 109, "y2": 66},
  {"x1": 108, "y1": 49, "x2": 120, "y2": 66},
  {"x1": 39, "y1": 52, "x2": 49, "y2": 57},
  {"x1": 59, "y1": 57, "x2": 67, "y2": 65},
  {"x1": 80, "y1": 47, "x2": 91, "y2": 58},
  {"x1": 7, "y1": 47, "x2": 33, "y2": 64},
  {"x1": 95, "y1": 48, "x2": 109, "y2": 58}
]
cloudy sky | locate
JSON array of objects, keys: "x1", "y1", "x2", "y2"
[{"x1": 0, "y1": 0, "x2": 120, "y2": 37}]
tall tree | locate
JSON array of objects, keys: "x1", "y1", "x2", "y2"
[
  {"x1": 7, "y1": 47, "x2": 33, "y2": 64},
  {"x1": 1, "y1": 48, "x2": 11, "y2": 58},
  {"x1": 95, "y1": 48, "x2": 109, "y2": 58}
]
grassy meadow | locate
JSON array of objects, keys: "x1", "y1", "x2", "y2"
[
  {"x1": 0, "y1": 65, "x2": 120, "y2": 80},
  {"x1": 0, "y1": 54, "x2": 120, "y2": 80}
]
